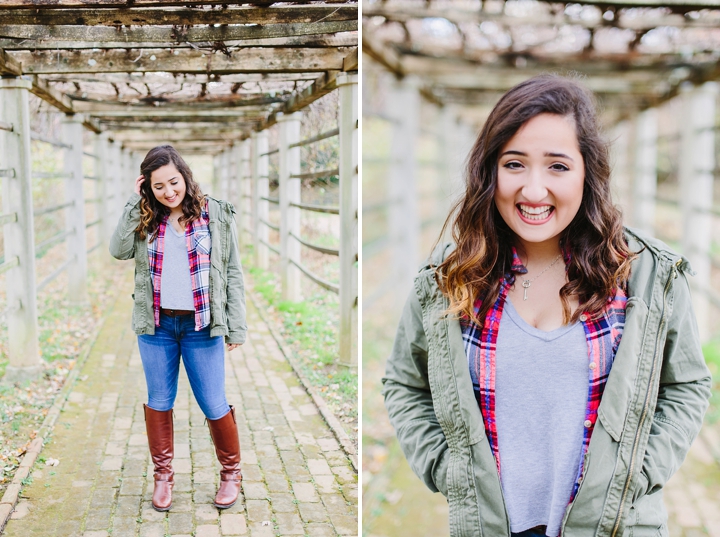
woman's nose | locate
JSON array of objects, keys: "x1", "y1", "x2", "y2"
[{"x1": 521, "y1": 168, "x2": 548, "y2": 201}]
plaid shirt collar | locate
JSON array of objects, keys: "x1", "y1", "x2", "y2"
[
  {"x1": 461, "y1": 246, "x2": 627, "y2": 504},
  {"x1": 147, "y1": 201, "x2": 212, "y2": 331}
]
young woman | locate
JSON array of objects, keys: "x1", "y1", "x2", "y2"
[
  {"x1": 110, "y1": 145, "x2": 246, "y2": 512},
  {"x1": 383, "y1": 75, "x2": 712, "y2": 537}
]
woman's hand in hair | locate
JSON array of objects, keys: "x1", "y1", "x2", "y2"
[
  {"x1": 134, "y1": 175, "x2": 145, "y2": 195},
  {"x1": 227, "y1": 343, "x2": 242, "y2": 352}
]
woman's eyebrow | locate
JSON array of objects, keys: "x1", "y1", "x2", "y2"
[
  {"x1": 500, "y1": 150, "x2": 527, "y2": 157},
  {"x1": 500, "y1": 150, "x2": 574, "y2": 162},
  {"x1": 545, "y1": 152, "x2": 574, "y2": 161}
]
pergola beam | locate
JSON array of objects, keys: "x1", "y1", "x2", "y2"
[
  {"x1": 28, "y1": 75, "x2": 75, "y2": 114},
  {"x1": 398, "y1": 50, "x2": 714, "y2": 76},
  {"x1": 0, "y1": 5, "x2": 357, "y2": 26},
  {"x1": 0, "y1": 0, "x2": 343, "y2": 6},
  {"x1": 537, "y1": 0, "x2": 720, "y2": 9},
  {"x1": 105, "y1": 121, "x2": 258, "y2": 130},
  {"x1": 0, "y1": 49, "x2": 22, "y2": 76},
  {"x1": 71, "y1": 95, "x2": 285, "y2": 112},
  {"x1": 0, "y1": 34, "x2": 357, "y2": 51},
  {"x1": 42, "y1": 72, "x2": 319, "y2": 85},
  {"x1": 97, "y1": 114, "x2": 266, "y2": 123},
  {"x1": 363, "y1": 4, "x2": 720, "y2": 31},
  {"x1": 0, "y1": 22, "x2": 357, "y2": 46},
  {"x1": 111, "y1": 132, "x2": 244, "y2": 142},
  {"x1": 11, "y1": 47, "x2": 352, "y2": 75}
]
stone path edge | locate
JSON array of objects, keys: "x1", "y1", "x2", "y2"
[
  {"x1": 0, "y1": 312, "x2": 109, "y2": 534},
  {"x1": 246, "y1": 288, "x2": 358, "y2": 471}
]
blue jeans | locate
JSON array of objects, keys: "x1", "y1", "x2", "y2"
[{"x1": 138, "y1": 313, "x2": 230, "y2": 420}]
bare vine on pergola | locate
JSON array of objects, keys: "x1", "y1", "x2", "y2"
[{"x1": 0, "y1": 0, "x2": 358, "y2": 154}]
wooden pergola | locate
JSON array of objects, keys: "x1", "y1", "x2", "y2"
[
  {"x1": 1, "y1": 1, "x2": 357, "y2": 151},
  {"x1": 0, "y1": 1, "x2": 358, "y2": 380},
  {"x1": 363, "y1": 0, "x2": 720, "y2": 124}
]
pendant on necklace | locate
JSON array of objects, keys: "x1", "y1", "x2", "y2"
[{"x1": 522, "y1": 280, "x2": 531, "y2": 300}]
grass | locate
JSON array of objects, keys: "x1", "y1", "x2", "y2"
[{"x1": 243, "y1": 255, "x2": 357, "y2": 442}]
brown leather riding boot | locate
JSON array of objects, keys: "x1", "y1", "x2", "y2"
[
  {"x1": 207, "y1": 406, "x2": 242, "y2": 509},
  {"x1": 144, "y1": 404, "x2": 174, "y2": 511}
]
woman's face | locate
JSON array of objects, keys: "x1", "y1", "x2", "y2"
[
  {"x1": 149, "y1": 163, "x2": 186, "y2": 210},
  {"x1": 494, "y1": 113, "x2": 585, "y2": 250}
]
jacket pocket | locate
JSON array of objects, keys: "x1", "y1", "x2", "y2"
[
  {"x1": 626, "y1": 488, "x2": 667, "y2": 536},
  {"x1": 598, "y1": 297, "x2": 649, "y2": 442}
]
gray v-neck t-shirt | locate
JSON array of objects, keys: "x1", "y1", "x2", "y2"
[
  {"x1": 495, "y1": 298, "x2": 588, "y2": 537},
  {"x1": 160, "y1": 224, "x2": 195, "y2": 311}
]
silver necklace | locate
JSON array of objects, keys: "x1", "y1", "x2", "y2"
[{"x1": 520, "y1": 254, "x2": 563, "y2": 301}]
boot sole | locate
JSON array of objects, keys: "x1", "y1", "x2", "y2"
[
  {"x1": 213, "y1": 500, "x2": 236, "y2": 509},
  {"x1": 152, "y1": 504, "x2": 172, "y2": 512}
]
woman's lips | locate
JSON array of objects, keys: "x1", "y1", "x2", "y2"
[
  {"x1": 516, "y1": 204, "x2": 554, "y2": 224},
  {"x1": 166, "y1": 195, "x2": 178, "y2": 203}
]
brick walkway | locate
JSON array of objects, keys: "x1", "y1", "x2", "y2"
[{"x1": 3, "y1": 273, "x2": 358, "y2": 537}]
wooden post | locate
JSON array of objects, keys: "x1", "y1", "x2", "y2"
[
  {"x1": 437, "y1": 106, "x2": 469, "y2": 233},
  {"x1": 63, "y1": 114, "x2": 88, "y2": 304},
  {"x1": 95, "y1": 133, "x2": 111, "y2": 244},
  {"x1": 221, "y1": 149, "x2": 230, "y2": 201},
  {"x1": 679, "y1": 83, "x2": 716, "y2": 342},
  {"x1": 633, "y1": 108, "x2": 657, "y2": 235},
  {"x1": 610, "y1": 119, "x2": 634, "y2": 222},
  {"x1": 338, "y1": 73, "x2": 358, "y2": 367},
  {"x1": 233, "y1": 143, "x2": 243, "y2": 244},
  {"x1": 212, "y1": 153, "x2": 219, "y2": 197},
  {"x1": 387, "y1": 77, "x2": 420, "y2": 298},
  {"x1": 109, "y1": 140, "x2": 123, "y2": 225},
  {"x1": 0, "y1": 78, "x2": 41, "y2": 382},
  {"x1": 241, "y1": 139, "x2": 252, "y2": 245},
  {"x1": 254, "y1": 130, "x2": 270, "y2": 270},
  {"x1": 278, "y1": 111, "x2": 302, "y2": 302},
  {"x1": 119, "y1": 147, "x2": 129, "y2": 205}
]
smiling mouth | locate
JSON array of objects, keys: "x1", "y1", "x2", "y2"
[
  {"x1": 166, "y1": 195, "x2": 178, "y2": 202},
  {"x1": 517, "y1": 204, "x2": 554, "y2": 221}
]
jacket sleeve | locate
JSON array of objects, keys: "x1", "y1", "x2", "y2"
[
  {"x1": 382, "y1": 285, "x2": 450, "y2": 495},
  {"x1": 640, "y1": 270, "x2": 712, "y2": 497},
  {"x1": 109, "y1": 193, "x2": 142, "y2": 260},
  {"x1": 224, "y1": 212, "x2": 247, "y2": 345}
]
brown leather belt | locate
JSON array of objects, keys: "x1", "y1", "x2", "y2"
[{"x1": 161, "y1": 308, "x2": 194, "y2": 317}]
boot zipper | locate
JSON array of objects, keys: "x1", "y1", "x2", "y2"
[{"x1": 609, "y1": 258, "x2": 680, "y2": 537}]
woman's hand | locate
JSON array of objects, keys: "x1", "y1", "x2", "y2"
[
  {"x1": 134, "y1": 175, "x2": 145, "y2": 195},
  {"x1": 227, "y1": 343, "x2": 242, "y2": 352}
]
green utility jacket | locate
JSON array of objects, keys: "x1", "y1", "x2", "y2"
[
  {"x1": 109, "y1": 192, "x2": 247, "y2": 345},
  {"x1": 383, "y1": 227, "x2": 712, "y2": 537}
]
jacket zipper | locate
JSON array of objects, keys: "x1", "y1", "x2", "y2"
[{"x1": 609, "y1": 258, "x2": 680, "y2": 537}]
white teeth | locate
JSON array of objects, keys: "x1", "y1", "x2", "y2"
[{"x1": 518, "y1": 204, "x2": 553, "y2": 220}]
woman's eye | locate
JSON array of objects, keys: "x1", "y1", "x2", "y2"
[
  {"x1": 503, "y1": 161, "x2": 523, "y2": 170},
  {"x1": 550, "y1": 163, "x2": 569, "y2": 172},
  {"x1": 170, "y1": 181, "x2": 178, "y2": 185}
]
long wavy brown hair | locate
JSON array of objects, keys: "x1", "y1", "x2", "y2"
[
  {"x1": 136, "y1": 145, "x2": 205, "y2": 242},
  {"x1": 436, "y1": 74, "x2": 634, "y2": 326}
]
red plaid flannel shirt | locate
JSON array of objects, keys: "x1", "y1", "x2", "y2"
[
  {"x1": 147, "y1": 201, "x2": 212, "y2": 331},
  {"x1": 461, "y1": 247, "x2": 626, "y2": 502}
]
